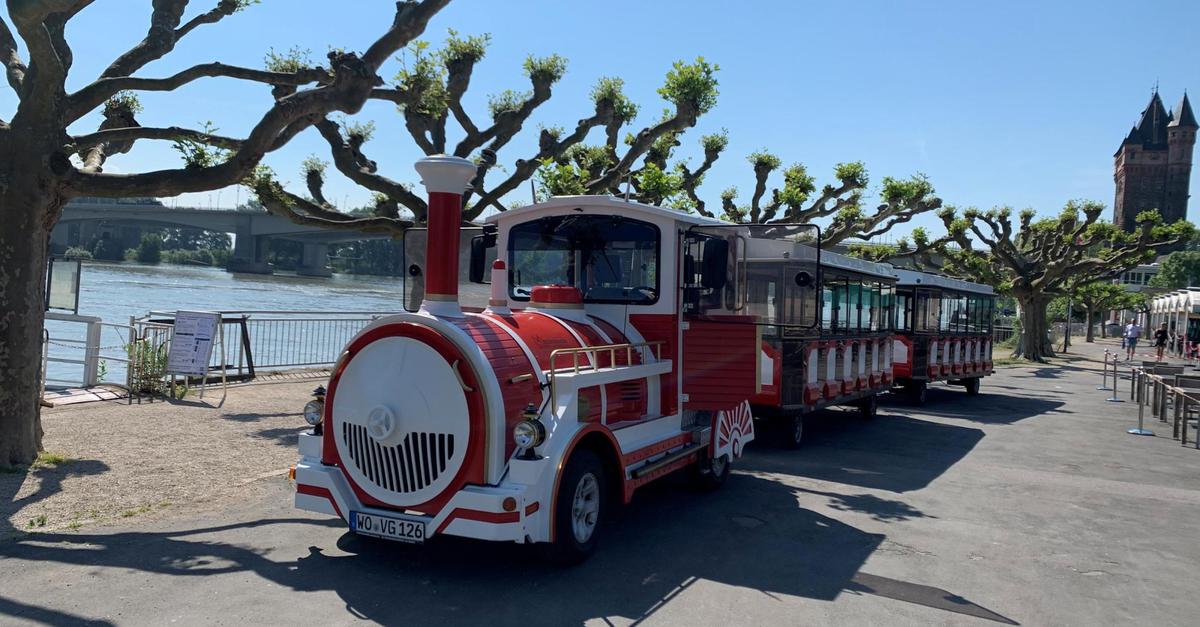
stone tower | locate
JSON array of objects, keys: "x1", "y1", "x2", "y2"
[{"x1": 1113, "y1": 91, "x2": 1197, "y2": 233}]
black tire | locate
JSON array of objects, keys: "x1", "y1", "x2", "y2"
[
  {"x1": 964, "y1": 377, "x2": 981, "y2": 396},
  {"x1": 858, "y1": 394, "x2": 878, "y2": 419},
  {"x1": 777, "y1": 413, "x2": 804, "y2": 449},
  {"x1": 543, "y1": 449, "x2": 605, "y2": 565},
  {"x1": 908, "y1": 381, "x2": 928, "y2": 406},
  {"x1": 692, "y1": 452, "x2": 730, "y2": 491}
]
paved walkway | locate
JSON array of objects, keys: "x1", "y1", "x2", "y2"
[{"x1": 3, "y1": 348, "x2": 1200, "y2": 626}]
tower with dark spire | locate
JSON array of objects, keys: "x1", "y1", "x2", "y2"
[{"x1": 1114, "y1": 90, "x2": 1196, "y2": 238}]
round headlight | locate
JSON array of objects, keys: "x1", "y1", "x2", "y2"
[
  {"x1": 303, "y1": 400, "x2": 324, "y2": 426},
  {"x1": 513, "y1": 419, "x2": 545, "y2": 449}
]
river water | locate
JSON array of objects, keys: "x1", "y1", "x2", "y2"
[{"x1": 44, "y1": 262, "x2": 413, "y2": 387}]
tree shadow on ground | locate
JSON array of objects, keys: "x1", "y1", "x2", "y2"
[
  {"x1": 749, "y1": 410, "x2": 984, "y2": 493},
  {"x1": 0, "y1": 594, "x2": 115, "y2": 627},
  {"x1": 880, "y1": 386, "x2": 1068, "y2": 424},
  {"x1": 0, "y1": 459, "x2": 110, "y2": 540},
  {"x1": 221, "y1": 411, "x2": 299, "y2": 423},
  {"x1": 252, "y1": 427, "x2": 300, "y2": 447},
  {"x1": 0, "y1": 472, "x2": 1017, "y2": 626}
]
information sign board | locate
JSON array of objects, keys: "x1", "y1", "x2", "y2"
[{"x1": 167, "y1": 311, "x2": 220, "y2": 376}]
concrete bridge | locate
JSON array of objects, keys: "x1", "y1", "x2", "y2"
[{"x1": 51, "y1": 198, "x2": 391, "y2": 277}]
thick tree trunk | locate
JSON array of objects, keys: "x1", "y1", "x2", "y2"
[
  {"x1": 1085, "y1": 309, "x2": 1096, "y2": 343},
  {"x1": 0, "y1": 148, "x2": 59, "y2": 467},
  {"x1": 1013, "y1": 294, "x2": 1054, "y2": 362}
]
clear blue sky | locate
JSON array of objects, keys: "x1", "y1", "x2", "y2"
[{"x1": 13, "y1": 0, "x2": 1200, "y2": 240}]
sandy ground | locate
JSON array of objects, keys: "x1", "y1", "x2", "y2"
[{"x1": 2, "y1": 376, "x2": 323, "y2": 537}]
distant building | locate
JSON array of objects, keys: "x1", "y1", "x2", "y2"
[
  {"x1": 1117, "y1": 262, "x2": 1160, "y2": 292},
  {"x1": 1113, "y1": 91, "x2": 1197, "y2": 244}
]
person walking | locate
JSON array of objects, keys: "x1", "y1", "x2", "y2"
[
  {"x1": 1154, "y1": 323, "x2": 1169, "y2": 361},
  {"x1": 1124, "y1": 319, "x2": 1142, "y2": 360}
]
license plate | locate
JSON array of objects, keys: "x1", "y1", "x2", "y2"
[{"x1": 350, "y1": 511, "x2": 427, "y2": 544}]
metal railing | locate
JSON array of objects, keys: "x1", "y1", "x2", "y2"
[
  {"x1": 993, "y1": 325, "x2": 1016, "y2": 343},
  {"x1": 1128, "y1": 364, "x2": 1200, "y2": 446},
  {"x1": 547, "y1": 341, "x2": 664, "y2": 418},
  {"x1": 43, "y1": 312, "x2": 138, "y2": 389}
]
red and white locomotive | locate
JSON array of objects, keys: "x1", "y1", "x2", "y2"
[
  {"x1": 295, "y1": 156, "x2": 768, "y2": 562},
  {"x1": 291, "y1": 156, "x2": 973, "y2": 561}
]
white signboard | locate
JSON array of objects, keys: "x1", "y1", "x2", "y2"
[{"x1": 167, "y1": 311, "x2": 220, "y2": 376}]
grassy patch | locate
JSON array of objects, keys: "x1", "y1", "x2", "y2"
[
  {"x1": 32, "y1": 451, "x2": 71, "y2": 469},
  {"x1": 26, "y1": 514, "x2": 47, "y2": 529},
  {"x1": 66, "y1": 520, "x2": 82, "y2": 531}
]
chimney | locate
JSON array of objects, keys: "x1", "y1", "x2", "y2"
[
  {"x1": 487, "y1": 259, "x2": 510, "y2": 314},
  {"x1": 414, "y1": 155, "x2": 477, "y2": 317}
]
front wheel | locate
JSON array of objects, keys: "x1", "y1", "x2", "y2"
[
  {"x1": 692, "y1": 452, "x2": 730, "y2": 491},
  {"x1": 964, "y1": 377, "x2": 981, "y2": 396},
  {"x1": 544, "y1": 449, "x2": 605, "y2": 565},
  {"x1": 777, "y1": 413, "x2": 804, "y2": 449}
]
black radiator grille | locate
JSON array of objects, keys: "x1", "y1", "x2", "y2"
[{"x1": 341, "y1": 422, "x2": 454, "y2": 493}]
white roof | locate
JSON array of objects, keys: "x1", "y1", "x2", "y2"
[
  {"x1": 485, "y1": 195, "x2": 728, "y2": 227},
  {"x1": 893, "y1": 269, "x2": 995, "y2": 295}
]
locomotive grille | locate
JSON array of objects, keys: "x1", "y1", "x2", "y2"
[{"x1": 341, "y1": 422, "x2": 455, "y2": 494}]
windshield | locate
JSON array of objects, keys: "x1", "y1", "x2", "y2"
[{"x1": 508, "y1": 215, "x2": 659, "y2": 304}]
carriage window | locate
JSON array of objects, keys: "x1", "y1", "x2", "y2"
[
  {"x1": 917, "y1": 290, "x2": 940, "y2": 333},
  {"x1": 895, "y1": 291, "x2": 911, "y2": 332},
  {"x1": 821, "y1": 285, "x2": 834, "y2": 331},
  {"x1": 508, "y1": 215, "x2": 659, "y2": 304}
]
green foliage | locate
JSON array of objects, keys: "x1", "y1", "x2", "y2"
[
  {"x1": 136, "y1": 233, "x2": 163, "y2": 263},
  {"x1": 443, "y1": 29, "x2": 490, "y2": 64},
  {"x1": 566, "y1": 144, "x2": 613, "y2": 175},
  {"x1": 63, "y1": 246, "x2": 92, "y2": 260},
  {"x1": 536, "y1": 159, "x2": 588, "y2": 198},
  {"x1": 657, "y1": 57, "x2": 719, "y2": 114},
  {"x1": 778, "y1": 164, "x2": 816, "y2": 208},
  {"x1": 394, "y1": 40, "x2": 449, "y2": 117},
  {"x1": 636, "y1": 162, "x2": 683, "y2": 206},
  {"x1": 882, "y1": 173, "x2": 934, "y2": 203},
  {"x1": 834, "y1": 161, "x2": 868, "y2": 187},
  {"x1": 340, "y1": 118, "x2": 376, "y2": 143},
  {"x1": 301, "y1": 155, "x2": 328, "y2": 177},
  {"x1": 523, "y1": 54, "x2": 568, "y2": 84},
  {"x1": 127, "y1": 338, "x2": 169, "y2": 395},
  {"x1": 700, "y1": 130, "x2": 729, "y2": 154},
  {"x1": 1150, "y1": 251, "x2": 1200, "y2": 289},
  {"x1": 591, "y1": 76, "x2": 639, "y2": 121},
  {"x1": 103, "y1": 91, "x2": 143, "y2": 116},
  {"x1": 747, "y1": 150, "x2": 781, "y2": 171},
  {"x1": 264, "y1": 46, "x2": 312, "y2": 73},
  {"x1": 487, "y1": 89, "x2": 527, "y2": 118},
  {"x1": 172, "y1": 121, "x2": 228, "y2": 169}
]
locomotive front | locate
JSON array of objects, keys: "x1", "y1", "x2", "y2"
[{"x1": 293, "y1": 156, "x2": 538, "y2": 545}]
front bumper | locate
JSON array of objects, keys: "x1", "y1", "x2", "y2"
[{"x1": 293, "y1": 432, "x2": 543, "y2": 543}]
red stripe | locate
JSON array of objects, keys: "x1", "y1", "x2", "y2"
[
  {"x1": 297, "y1": 484, "x2": 344, "y2": 520},
  {"x1": 435, "y1": 507, "x2": 520, "y2": 534}
]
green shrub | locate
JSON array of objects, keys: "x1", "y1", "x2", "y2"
[
  {"x1": 64, "y1": 246, "x2": 93, "y2": 260},
  {"x1": 136, "y1": 233, "x2": 163, "y2": 263}
]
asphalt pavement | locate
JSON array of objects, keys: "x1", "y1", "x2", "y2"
[{"x1": 3, "y1": 341, "x2": 1200, "y2": 626}]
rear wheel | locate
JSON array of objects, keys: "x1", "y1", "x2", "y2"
[
  {"x1": 858, "y1": 394, "x2": 878, "y2": 419},
  {"x1": 964, "y1": 377, "x2": 981, "y2": 396},
  {"x1": 544, "y1": 449, "x2": 604, "y2": 565},
  {"x1": 908, "y1": 381, "x2": 928, "y2": 406},
  {"x1": 777, "y1": 413, "x2": 804, "y2": 449}
]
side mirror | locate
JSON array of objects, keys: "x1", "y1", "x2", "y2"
[
  {"x1": 468, "y1": 233, "x2": 496, "y2": 284},
  {"x1": 700, "y1": 238, "x2": 729, "y2": 291}
]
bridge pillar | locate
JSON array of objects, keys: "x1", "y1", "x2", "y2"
[
  {"x1": 228, "y1": 221, "x2": 272, "y2": 274},
  {"x1": 297, "y1": 242, "x2": 333, "y2": 278}
]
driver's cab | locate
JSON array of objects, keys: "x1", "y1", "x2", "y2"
[{"x1": 472, "y1": 196, "x2": 701, "y2": 320}]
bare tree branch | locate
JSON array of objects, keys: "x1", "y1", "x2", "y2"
[
  {"x1": 71, "y1": 125, "x2": 244, "y2": 151},
  {"x1": 0, "y1": 17, "x2": 27, "y2": 95}
]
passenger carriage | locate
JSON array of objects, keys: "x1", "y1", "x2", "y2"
[{"x1": 890, "y1": 269, "x2": 996, "y2": 404}]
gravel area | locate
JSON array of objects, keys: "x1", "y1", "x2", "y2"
[{"x1": 1, "y1": 378, "x2": 319, "y2": 537}]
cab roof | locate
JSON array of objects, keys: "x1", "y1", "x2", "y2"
[{"x1": 485, "y1": 195, "x2": 729, "y2": 227}]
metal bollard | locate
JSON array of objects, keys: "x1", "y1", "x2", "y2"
[
  {"x1": 1106, "y1": 358, "x2": 1125, "y2": 402},
  {"x1": 1098, "y1": 350, "x2": 1111, "y2": 391},
  {"x1": 1129, "y1": 369, "x2": 1154, "y2": 436}
]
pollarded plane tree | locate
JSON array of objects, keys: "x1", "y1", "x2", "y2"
[
  {"x1": 541, "y1": 130, "x2": 943, "y2": 246},
  {"x1": 0, "y1": 0, "x2": 453, "y2": 467},
  {"x1": 250, "y1": 30, "x2": 723, "y2": 231},
  {"x1": 881, "y1": 201, "x2": 1193, "y2": 361}
]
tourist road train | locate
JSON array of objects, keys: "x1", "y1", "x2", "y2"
[{"x1": 292, "y1": 156, "x2": 996, "y2": 562}]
